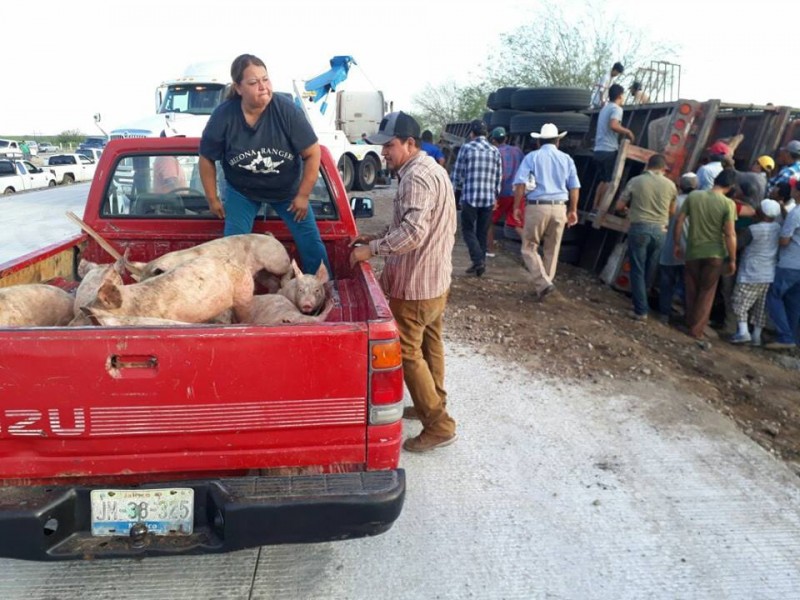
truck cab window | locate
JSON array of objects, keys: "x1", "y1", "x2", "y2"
[{"x1": 102, "y1": 152, "x2": 337, "y2": 221}]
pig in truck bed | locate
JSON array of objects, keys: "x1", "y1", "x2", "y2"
[{"x1": 0, "y1": 137, "x2": 405, "y2": 561}]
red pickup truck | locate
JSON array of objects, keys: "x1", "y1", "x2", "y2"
[{"x1": 0, "y1": 138, "x2": 405, "y2": 561}]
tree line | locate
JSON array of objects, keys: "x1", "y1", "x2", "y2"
[{"x1": 411, "y1": 2, "x2": 674, "y2": 135}]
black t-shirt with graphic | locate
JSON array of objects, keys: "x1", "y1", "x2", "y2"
[{"x1": 199, "y1": 93, "x2": 318, "y2": 202}]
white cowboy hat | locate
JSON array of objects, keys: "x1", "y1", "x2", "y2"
[{"x1": 530, "y1": 123, "x2": 567, "y2": 139}]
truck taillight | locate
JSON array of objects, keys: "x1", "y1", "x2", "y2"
[
  {"x1": 372, "y1": 340, "x2": 401, "y2": 369},
  {"x1": 369, "y1": 339, "x2": 403, "y2": 424}
]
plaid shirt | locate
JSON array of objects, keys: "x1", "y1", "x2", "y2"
[
  {"x1": 451, "y1": 136, "x2": 502, "y2": 207},
  {"x1": 497, "y1": 143, "x2": 524, "y2": 197},
  {"x1": 369, "y1": 152, "x2": 457, "y2": 300}
]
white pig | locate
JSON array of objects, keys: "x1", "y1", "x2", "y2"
[
  {"x1": 83, "y1": 307, "x2": 191, "y2": 327},
  {"x1": 0, "y1": 284, "x2": 74, "y2": 327},
  {"x1": 278, "y1": 260, "x2": 330, "y2": 314},
  {"x1": 87, "y1": 254, "x2": 255, "y2": 323},
  {"x1": 247, "y1": 295, "x2": 335, "y2": 325},
  {"x1": 73, "y1": 259, "x2": 124, "y2": 317},
  {"x1": 125, "y1": 233, "x2": 292, "y2": 285}
]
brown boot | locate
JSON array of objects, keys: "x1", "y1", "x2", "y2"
[
  {"x1": 402, "y1": 406, "x2": 419, "y2": 420},
  {"x1": 402, "y1": 431, "x2": 458, "y2": 453}
]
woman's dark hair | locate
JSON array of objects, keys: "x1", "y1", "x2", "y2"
[{"x1": 226, "y1": 54, "x2": 267, "y2": 100}]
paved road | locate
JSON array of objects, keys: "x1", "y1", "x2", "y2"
[
  {"x1": 0, "y1": 183, "x2": 89, "y2": 265},
  {"x1": 0, "y1": 348, "x2": 798, "y2": 599},
  {"x1": 1, "y1": 186, "x2": 799, "y2": 598}
]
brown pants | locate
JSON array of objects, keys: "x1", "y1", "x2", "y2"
[
  {"x1": 389, "y1": 293, "x2": 456, "y2": 437},
  {"x1": 684, "y1": 258, "x2": 724, "y2": 338},
  {"x1": 521, "y1": 204, "x2": 568, "y2": 294}
]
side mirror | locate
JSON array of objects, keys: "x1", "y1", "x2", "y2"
[{"x1": 349, "y1": 196, "x2": 374, "y2": 219}]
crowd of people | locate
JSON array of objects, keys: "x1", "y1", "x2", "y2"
[
  {"x1": 616, "y1": 138, "x2": 800, "y2": 351},
  {"x1": 430, "y1": 88, "x2": 800, "y2": 351}
]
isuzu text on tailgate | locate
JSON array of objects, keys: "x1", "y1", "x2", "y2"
[{"x1": 0, "y1": 137, "x2": 405, "y2": 561}]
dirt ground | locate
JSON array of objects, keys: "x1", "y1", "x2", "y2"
[{"x1": 357, "y1": 182, "x2": 800, "y2": 476}]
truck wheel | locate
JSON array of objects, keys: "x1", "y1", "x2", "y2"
[
  {"x1": 510, "y1": 88, "x2": 592, "y2": 112},
  {"x1": 3, "y1": 187, "x2": 14, "y2": 195},
  {"x1": 338, "y1": 155, "x2": 355, "y2": 191},
  {"x1": 493, "y1": 87, "x2": 520, "y2": 109},
  {"x1": 488, "y1": 109, "x2": 527, "y2": 129},
  {"x1": 63, "y1": 173, "x2": 75, "y2": 185},
  {"x1": 355, "y1": 155, "x2": 379, "y2": 191},
  {"x1": 48, "y1": 180, "x2": 56, "y2": 187}
]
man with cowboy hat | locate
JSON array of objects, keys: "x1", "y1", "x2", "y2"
[{"x1": 512, "y1": 123, "x2": 581, "y2": 300}]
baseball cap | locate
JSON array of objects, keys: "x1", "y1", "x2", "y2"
[
  {"x1": 470, "y1": 119, "x2": 488, "y2": 137},
  {"x1": 708, "y1": 141, "x2": 730, "y2": 156},
  {"x1": 756, "y1": 155, "x2": 775, "y2": 171},
  {"x1": 366, "y1": 111, "x2": 421, "y2": 145},
  {"x1": 760, "y1": 199, "x2": 781, "y2": 218},
  {"x1": 782, "y1": 140, "x2": 800, "y2": 155},
  {"x1": 680, "y1": 172, "x2": 698, "y2": 188},
  {"x1": 490, "y1": 126, "x2": 507, "y2": 140}
]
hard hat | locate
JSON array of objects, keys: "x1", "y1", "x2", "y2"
[{"x1": 756, "y1": 155, "x2": 775, "y2": 172}]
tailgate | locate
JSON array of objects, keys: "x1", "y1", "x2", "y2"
[{"x1": 0, "y1": 323, "x2": 369, "y2": 480}]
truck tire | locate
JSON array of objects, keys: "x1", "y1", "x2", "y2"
[
  {"x1": 510, "y1": 87, "x2": 592, "y2": 112},
  {"x1": 493, "y1": 87, "x2": 520, "y2": 109},
  {"x1": 489, "y1": 109, "x2": 527, "y2": 129},
  {"x1": 3, "y1": 187, "x2": 15, "y2": 195},
  {"x1": 48, "y1": 180, "x2": 56, "y2": 188},
  {"x1": 338, "y1": 155, "x2": 355, "y2": 191},
  {"x1": 509, "y1": 112, "x2": 591, "y2": 135},
  {"x1": 354, "y1": 155, "x2": 379, "y2": 191},
  {"x1": 63, "y1": 173, "x2": 75, "y2": 185},
  {"x1": 486, "y1": 92, "x2": 499, "y2": 110}
]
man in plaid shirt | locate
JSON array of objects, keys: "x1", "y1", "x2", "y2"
[{"x1": 451, "y1": 120, "x2": 502, "y2": 277}]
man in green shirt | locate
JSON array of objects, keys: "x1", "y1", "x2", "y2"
[
  {"x1": 616, "y1": 154, "x2": 677, "y2": 320},
  {"x1": 673, "y1": 169, "x2": 738, "y2": 338}
]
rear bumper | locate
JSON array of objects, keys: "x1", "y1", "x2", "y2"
[{"x1": 0, "y1": 469, "x2": 405, "y2": 561}]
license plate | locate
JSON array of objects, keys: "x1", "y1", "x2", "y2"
[{"x1": 90, "y1": 488, "x2": 194, "y2": 537}]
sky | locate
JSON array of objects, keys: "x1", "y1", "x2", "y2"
[{"x1": 2, "y1": 0, "x2": 797, "y2": 137}]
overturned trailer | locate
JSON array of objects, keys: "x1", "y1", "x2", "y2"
[{"x1": 446, "y1": 94, "x2": 800, "y2": 287}]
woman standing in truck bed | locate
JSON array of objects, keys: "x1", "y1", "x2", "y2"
[{"x1": 199, "y1": 53, "x2": 330, "y2": 274}]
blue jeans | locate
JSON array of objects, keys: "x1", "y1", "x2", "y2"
[
  {"x1": 461, "y1": 204, "x2": 493, "y2": 267},
  {"x1": 224, "y1": 185, "x2": 331, "y2": 275},
  {"x1": 766, "y1": 267, "x2": 800, "y2": 344},
  {"x1": 658, "y1": 264, "x2": 685, "y2": 317},
  {"x1": 627, "y1": 222, "x2": 666, "y2": 316}
]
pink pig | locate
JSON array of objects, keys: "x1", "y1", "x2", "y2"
[
  {"x1": 246, "y1": 295, "x2": 335, "y2": 326},
  {"x1": 278, "y1": 260, "x2": 330, "y2": 314},
  {"x1": 125, "y1": 233, "x2": 291, "y2": 285},
  {"x1": 86, "y1": 253, "x2": 255, "y2": 323},
  {"x1": 0, "y1": 284, "x2": 74, "y2": 327}
]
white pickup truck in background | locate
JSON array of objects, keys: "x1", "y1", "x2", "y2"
[
  {"x1": 0, "y1": 139, "x2": 23, "y2": 159},
  {"x1": 76, "y1": 147, "x2": 103, "y2": 162},
  {"x1": 44, "y1": 153, "x2": 97, "y2": 184},
  {"x1": 0, "y1": 159, "x2": 57, "y2": 194}
]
